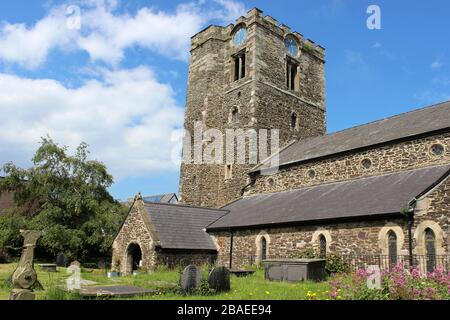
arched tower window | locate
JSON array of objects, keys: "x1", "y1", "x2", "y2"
[
  {"x1": 425, "y1": 228, "x2": 436, "y2": 272},
  {"x1": 319, "y1": 234, "x2": 327, "y2": 257},
  {"x1": 388, "y1": 230, "x2": 397, "y2": 266},
  {"x1": 261, "y1": 237, "x2": 267, "y2": 261}
]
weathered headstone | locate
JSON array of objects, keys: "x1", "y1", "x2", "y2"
[
  {"x1": 56, "y1": 253, "x2": 68, "y2": 267},
  {"x1": 180, "y1": 265, "x2": 202, "y2": 294},
  {"x1": 208, "y1": 267, "x2": 230, "y2": 293},
  {"x1": 10, "y1": 230, "x2": 41, "y2": 300}
]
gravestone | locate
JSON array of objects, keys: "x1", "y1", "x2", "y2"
[
  {"x1": 180, "y1": 265, "x2": 202, "y2": 294},
  {"x1": 208, "y1": 267, "x2": 230, "y2": 293},
  {"x1": 97, "y1": 259, "x2": 106, "y2": 270},
  {"x1": 56, "y1": 253, "x2": 68, "y2": 267}
]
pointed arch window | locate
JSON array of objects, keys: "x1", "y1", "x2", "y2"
[
  {"x1": 388, "y1": 231, "x2": 397, "y2": 267},
  {"x1": 425, "y1": 228, "x2": 436, "y2": 273},
  {"x1": 319, "y1": 234, "x2": 327, "y2": 258},
  {"x1": 261, "y1": 237, "x2": 267, "y2": 261}
]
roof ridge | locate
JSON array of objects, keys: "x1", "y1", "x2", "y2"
[
  {"x1": 144, "y1": 201, "x2": 228, "y2": 212},
  {"x1": 324, "y1": 99, "x2": 450, "y2": 137},
  {"x1": 241, "y1": 164, "x2": 450, "y2": 201}
]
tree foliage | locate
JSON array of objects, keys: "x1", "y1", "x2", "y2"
[{"x1": 0, "y1": 137, "x2": 127, "y2": 261}]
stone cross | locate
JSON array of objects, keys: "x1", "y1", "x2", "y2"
[
  {"x1": 180, "y1": 265, "x2": 202, "y2": 294},
  {"x1": 10, "y1": 230, "x2": 42, "y2": 300},
  {"x1": 208, "y1": 267, "x2": 231, "y2": 293}
]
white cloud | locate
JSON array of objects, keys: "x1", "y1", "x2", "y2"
[
  {"x1": 431, "y1": 59, "x2": 443, "y2": 69},
  {"x1": 0, "y1": 67, "x2": 184, "y2": 178},
  {"x1": 0, "y1": 0, "x2": 247, "y2": 68}
]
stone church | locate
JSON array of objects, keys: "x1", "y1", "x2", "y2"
[{"x1": 112, "y1": 8, "x2": 450, "y2": 274}]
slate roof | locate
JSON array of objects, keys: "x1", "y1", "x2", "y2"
[
  {"x1": 208, "y1": 165, "x2": 450, "y2": 231},
  {"x1": 253, "y1": 101, "x2": 450, "y2": 172},
  {"x1": 144, "y1": 203, "x2": 227, "y2": 251}
]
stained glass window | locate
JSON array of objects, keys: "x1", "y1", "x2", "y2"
[
  {"x1": 233, "y1": 26, "x2": 247, "y2": 47},
  {"x1": 285, "y1": 37, "x2": 299, "y2": 56}
]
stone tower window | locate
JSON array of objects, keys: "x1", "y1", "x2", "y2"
[
  {"x1": 430, "y1": 144, "x2": 444, "y2": 156},
  {"x1": 231, "y1": 108, "x2": 239, "y2": 124},
  {"x1": 291, "y1": 112, "x2": 298, "y2": 130},
  {"x1": 425, "y1": 228, "x2": 436, "y2": 272},
  {"x1": 286, "y1": 58, "x2": 299, "y2": 91},
  {"x1": 388, "y1": 230, "x2": 397, "y2": 266},
  {"x1": 225, "y1": 164, "x2": 233, "y2": 180},
  {"x1": 233, "y1": 52, "x2": 246, "y2": 81}
]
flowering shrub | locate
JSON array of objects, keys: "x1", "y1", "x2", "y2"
[{"x1": 328, "y1": 263, "x2": 450, "y2": 300}]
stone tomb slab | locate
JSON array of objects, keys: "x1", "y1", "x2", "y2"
[
  {"x1": 38, "y1": 264, "x2": 57, "y2": 273},
  {"x1": 79, "y1": 285, "x2": 158, "y2": 298}
]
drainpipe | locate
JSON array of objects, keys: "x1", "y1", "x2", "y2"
[
  {"x1": 229, "y1": 230, "x2": 234, "y2": 270},
  {"x1": 406, "y1": 209, "x2": 415, "y2": 267}
]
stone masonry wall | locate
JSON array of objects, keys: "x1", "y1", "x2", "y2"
[
  {"x1": 112, "y1": 202, "x2": 156, "y2": 274},
  {"x1": 179, "y1": 8, "x2": 326, "y2": 208},
  {"x1": 247, "y1": 132, "x2": 450, "y2": 196},
  {"x1": 156, "y1": 251, "x2": 217, "y2": 269},
  {"x1": 211, "y1": 218, "x2": 410, "y2": 269}
]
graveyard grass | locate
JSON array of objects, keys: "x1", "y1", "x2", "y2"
[{"x1": 0, "y1": 263, "x2": 329, "y2": 300}]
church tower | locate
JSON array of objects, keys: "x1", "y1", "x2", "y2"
[{"x1": 179, "y1": 8, "x2": 326, "y2": 208}]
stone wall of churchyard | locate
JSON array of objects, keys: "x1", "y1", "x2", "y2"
[
  {"x1": 246, "y1": 132, "x2": 450, "y2": 196},
  {"x1": 179, "y1": 8, "x2": 327, "y2": 209},
  {"x1": 112, "y1": 202, "x2": 156, "y2": 274},
  {"x1": 156, "y1": 251, "x2": 217, "y2": 269}
]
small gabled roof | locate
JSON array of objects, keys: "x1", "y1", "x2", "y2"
[
  {"x1": 253, "y1": 101, "x2": 450, "y2": 173},
  {"x1": 208, "y1": 165, "x2": 450, "y2": 231},
  {"x1": 144, "y1": 203, "x2": 227, "y2": 251}
]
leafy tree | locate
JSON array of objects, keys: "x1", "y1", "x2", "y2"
[{"x1": 0, "y1": 137, "x2": 127, "y2": 261}]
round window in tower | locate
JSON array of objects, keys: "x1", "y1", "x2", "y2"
[
  {"x1": 430, "y1": 144, "x2": 444, "y2": 157},
  {"x1": 308, "y1": 169, "x2": 316, "y2": 180},
  {"x1": 361, "y1": 158, "x2": 372, "y2": 170},
  {"x1": 233, "y1": 26, "x2": 247, "y2": 47},
  {"x1": 284, "y1": 36, "x2": 299, "y2": 57}
]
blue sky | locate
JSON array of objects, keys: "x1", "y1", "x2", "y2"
[{"x1": 0, "y1": 0, "x2": 449, "y2": 201}]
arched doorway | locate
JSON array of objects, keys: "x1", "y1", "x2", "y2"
[{"x1": 126, "y1": 243, "x2": 142, "y2": 274}]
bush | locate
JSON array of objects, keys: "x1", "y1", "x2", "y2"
[
  {"x1": 0, "y1": 248, "x2": 10, "y2": 263},
  {"x1": 325, "y1": 254, "x2": 350, "y2": 275},
  {"x1": 328, "y1": 263, "x2": 450, "y2": 300}
]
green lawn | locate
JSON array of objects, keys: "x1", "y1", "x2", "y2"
[{"x1": 0, "y1": 263, "x2": 330, "y2": 300}]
